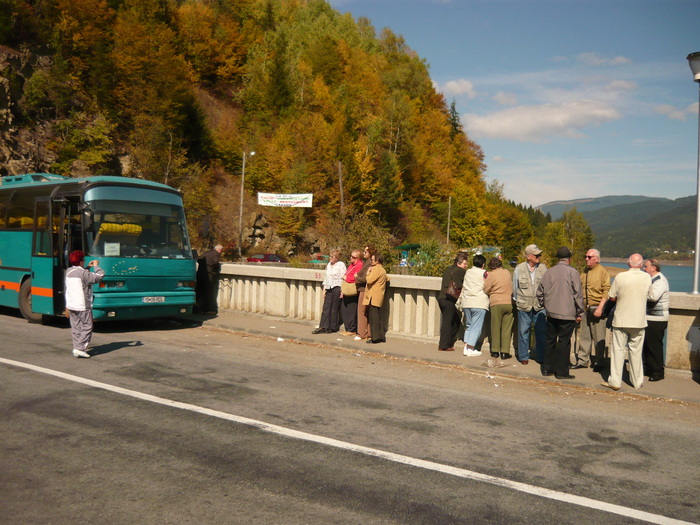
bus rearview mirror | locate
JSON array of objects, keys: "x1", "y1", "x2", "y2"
[{"x1": 81, "y1": 209, "x2": 94, "y2": 231}]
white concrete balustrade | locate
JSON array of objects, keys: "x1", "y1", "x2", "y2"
[{"x1": 217, "y1": 263, "x2": 700, "y2": 373}]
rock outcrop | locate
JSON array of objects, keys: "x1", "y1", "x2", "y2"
[{"x1": 0, "y1": 45, "x2": 57, "y2": 176}]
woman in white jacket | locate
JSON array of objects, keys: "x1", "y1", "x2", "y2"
[
  {"x1": 65, "y1": 250, "x2": 104, "y2": 358},
  {"x1": 459, "y1": 254, "x2": 489, "y2": 356}
]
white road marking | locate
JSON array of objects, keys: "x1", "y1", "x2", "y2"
[{"x1": 0, "y1": 357, "x2": 693, "y2": 525}]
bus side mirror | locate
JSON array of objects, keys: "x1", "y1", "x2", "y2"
[{"x1": 82, "y1": 209, "x2": 94, "y2": 231}]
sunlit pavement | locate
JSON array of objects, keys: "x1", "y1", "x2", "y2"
[{"x1": 191, "y1": 310, "x2": 700, "y2": 404}]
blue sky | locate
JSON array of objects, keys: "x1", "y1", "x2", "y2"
[{"x1": 330, "y1": 0, "x2": 700, "y2": 207}]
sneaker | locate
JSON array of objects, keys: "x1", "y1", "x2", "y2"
[
  {"x1": 464, "y1": 349, "x2": 482, "y2": 357},
  {"x1": 72, "y1": 348, "x2": 91, "y2": 358}
]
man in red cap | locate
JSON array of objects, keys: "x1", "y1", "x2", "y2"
[{"x1": 65, "y1": 250, "x2": 104, "y2": 358}]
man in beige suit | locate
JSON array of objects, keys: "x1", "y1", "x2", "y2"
[{"x1": 601, "y1": 253, "x2": 652, "y2": 391}]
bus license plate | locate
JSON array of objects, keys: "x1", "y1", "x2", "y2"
[{"x1": 143, "y1": 296, "x2": 165, "y2": 303}]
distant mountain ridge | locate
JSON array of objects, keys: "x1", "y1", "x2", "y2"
[
  {"x1": 538, "y1": 195, "x2": 695, "y2": 257},
  {"x1": 537, "y1": 195, "x2": 672, "y2": 218}
]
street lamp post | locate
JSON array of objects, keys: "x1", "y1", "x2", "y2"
[
  {"x1": 238, "y1": 150, "x2": 255, "y2": 260},
  {"x1": 687, "y1": 52, "x2": 700, "y2": 294}
]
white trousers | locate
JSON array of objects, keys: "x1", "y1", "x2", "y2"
[
  {"x1": 69, "y1": 309, "x2": 94, "y2": 351},
  {"x1": 609, "y1": 326, "x2": 645, "y2": 389}
]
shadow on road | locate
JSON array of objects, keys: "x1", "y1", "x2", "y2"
[
  {"x1": 94, "y1": 317, "x2": 202, "y2": 334},
  {"x1": 90, "y1": 340, "x2": 144, "y2": 357}
]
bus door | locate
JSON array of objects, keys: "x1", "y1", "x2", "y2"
[
  {"x1": 29, "y1": 198, "x2": 59, "y2": 315},
  {"x1": 52, "y1": 198, "x2": 83, "y2": 314}
]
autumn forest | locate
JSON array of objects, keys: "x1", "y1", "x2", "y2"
[{"x1": 0, "y1": 0, "x2": 594, "y2": 271}]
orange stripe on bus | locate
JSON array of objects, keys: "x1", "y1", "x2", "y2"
[
  {"x1": 32, "y1": 287, "x2": 54, "y2": 298},
  {"x1": 0, "y1": 281, "x2": 20, "y2": 292}
]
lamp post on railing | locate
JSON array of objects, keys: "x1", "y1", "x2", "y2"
[
  {"x1": 238, "y1": 150, "x2": 255, "y2": 260},
  {"x1": 687, "y1": 52, "x2": 700, "y2": 294}
]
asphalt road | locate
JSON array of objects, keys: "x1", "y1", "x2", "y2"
[{"x1": 1, "y1": 309, "x2": 698, "y2": 524}]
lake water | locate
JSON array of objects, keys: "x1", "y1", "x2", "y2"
[{"x1": 604, "y1": 262, "x2": 694, "y2": 293}]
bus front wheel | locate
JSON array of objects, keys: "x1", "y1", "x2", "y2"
[{"x1": 19, "y1": 279, "x2": 44, "y2": 324}]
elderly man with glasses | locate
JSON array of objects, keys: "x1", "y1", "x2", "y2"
[{"x1": 573, "y1": 248, "x2": 611, "y2": 371}]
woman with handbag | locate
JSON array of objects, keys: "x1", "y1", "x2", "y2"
[
  {"x1": 437, "y1": 252, "x2": 469, "y2": 351},
  {"x1": 340, "y1": 249, "x2": 363, "y2": 336}
]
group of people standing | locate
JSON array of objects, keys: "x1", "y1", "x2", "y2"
[
  {"x1": 438, "y1": 244, "x2": 670, "y2": 390},
  {"x1": 312, "y1": 246, "x2": 389, "y2": 345}
]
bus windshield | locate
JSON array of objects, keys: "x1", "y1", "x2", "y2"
[{"x1": 86, "y1": 199, "x2": 192, "y2": 259}]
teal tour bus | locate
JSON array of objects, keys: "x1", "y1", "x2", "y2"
[{"x1": 0, "y1": 173, "x2": 196, "y2": 322}]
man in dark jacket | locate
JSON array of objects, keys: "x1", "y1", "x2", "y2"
[
  {"x1": 197, "y1": 244, "x2": 223, "y2": 314},
  {"x1": 536, "y1": 246, "x2": 584, "y2": 379}
]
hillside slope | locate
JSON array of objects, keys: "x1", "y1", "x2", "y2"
[{"x1": 539, "y1": 196, "x2": 694, "y2": 257}]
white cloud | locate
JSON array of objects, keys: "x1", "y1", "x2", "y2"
[
  {"x1": 493, "y1": 91, "x2": 517, "y2": 106},
  {"x1": 577, "y1": 52, "x2": 631, "y2": 66},
  {"x1": 655, "y1": 104, "x2": 687, "y2": 121},
  {"x1": 441, "y1": 79, "x2": 477, "y2": 98},
  {"x1": 491, "y1": 155, "x2": 506, "y2": 162},
  {"x1": 464, "y1": 100, "x2": 621, "y2": 142},
  {"x1": 605, "y1": 80, "x2": 636, "y2": 92},
  {"x1": 655, "y1": 102, "x2": 698, "y2": 121}
]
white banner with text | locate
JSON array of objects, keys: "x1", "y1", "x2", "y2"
[{"x1": 257, "y1": 193, "x2": 313, "y2": 208}]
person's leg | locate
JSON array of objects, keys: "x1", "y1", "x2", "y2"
[
  {"x1": 470, "y1": 308, "x2": 486, "y2": 348},
  {"x1": 342, "y1": 295, "x2": 359, "y2": 334},
  {"x1": 643, "y1": 320, "x2": 667, "y2": 380},
  {"x1": 319, "y1": 291, "x2": 332, "y2": 330},
  {"x1": 73, "y1": 310, "x2": 94, "y2": 352},
  {"x1": 533, "y1": 309, "x2": 547, "y2": 363},
  {"x1": 69, "y1": 310, "x2": 81, "y2": 350},
  {"x1": 517, "y1": 309, "x2": 532, "y2": 361},
  {"x1": 328, "y1": 287, "x2": 342, "y2": 331},
  {"x1": 627, "y1": 327, "x2": 646, "y2": 389},
  {"x1": 464, "y1": 308, "x2": 484, "y2": 348},
  {"x1": 543, "y1": 318, "x2": 558, "y2": 374},
  {"x1": 501, "y1": 307, "x2": 514, "y2": 355},
  {"x1": 450, "y1": 302, "x2": 462, "y2": 347},
  {"x1": 438, "y1": 297, "x2": 456, "y2": 349},
  {"x1": 607, "y1": 328, "x2": 626, "y2": 388},
  {"x1": 368, "y1": 305, "x2": 383, "y2": 342},
  {"x1": 357, "y1": 290, "x2": 370, "y2": 339},
  {"x1": 575, "y1": 310, "x2": 593, "y2": 366},
  {"x1": 555, "y1": 320, "x2": 575, "y2": 376},
  {"x1": 590, "y1": 315, "x2": 607, "y2": 367},
  {"x1": 489, "y1": 304, "x2": 504, "y2": 356},
  {"x1": 208, "y1": 278, "x2": 220, "y2": 312}
]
